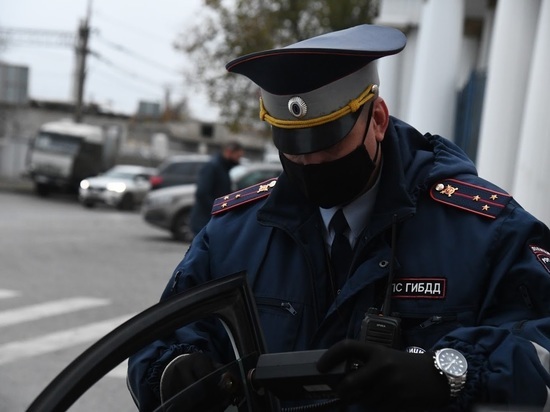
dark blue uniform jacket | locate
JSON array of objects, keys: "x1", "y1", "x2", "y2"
[{"x1": 128, "y1": 117, "x2": 550, "y2": 411}]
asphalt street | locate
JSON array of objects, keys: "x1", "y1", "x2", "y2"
[{"x1": 0, "y1": 187, "x2": 189, "y2": 411}]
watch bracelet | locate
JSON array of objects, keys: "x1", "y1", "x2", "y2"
[{"x1": 449, "y1": 374, "x2": 467, "y2": 397}]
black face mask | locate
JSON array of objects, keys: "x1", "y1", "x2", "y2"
[
  {"x1": 279, "y1": 110, "x2": 379, "y2": 208},
  {"x1": 280, "y1": 142, "x2": 379, "y2": 208}
]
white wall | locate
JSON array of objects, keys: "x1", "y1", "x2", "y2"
[{"x1": 378, "y1": 0, "x2": 550, "y2": 225}]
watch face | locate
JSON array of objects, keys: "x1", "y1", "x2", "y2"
[{"x1": 436, "y1": 348, "x2": 468, "y2": 377}]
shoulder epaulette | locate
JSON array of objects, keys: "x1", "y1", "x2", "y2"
[
  {"x1": 430, "y1": 178, "x2": 511, "y2": 219},
  {"x1": 211, "y1": 177, "x2": 278, "y2": 215}
]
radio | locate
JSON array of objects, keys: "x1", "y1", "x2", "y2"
[{"x1": 359, "y1": 308, "x2": 402, "y2": 348}]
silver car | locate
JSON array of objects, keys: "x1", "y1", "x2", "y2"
[
  {"x1": 79, "y1": 165, "x2": 157, "y2": 210},
  {"x1": 142, "y1": 162, "x2": 282, "y2": 241}
]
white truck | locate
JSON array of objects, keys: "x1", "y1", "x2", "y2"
[{"x1": 26, "y1": 120, "x2": 117, "y2": 196}]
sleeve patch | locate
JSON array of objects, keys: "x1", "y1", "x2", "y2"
[
  {"x1": 529, "y1": 245, "x2": 550, "y2": 274},
  {"x1": 430, "y1": 178, "x2": 511, "y2": 219},
  {"x1": 211, "y1": 178, "x2": 277, "y2": 215}
]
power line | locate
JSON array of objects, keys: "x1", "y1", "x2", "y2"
[
  {"x1": 0, "y1": 27, "x2": 75, "y2": 48},
  {"x1": 0, "y1": 21, "x2": 185, "y2": 114},
  {"x1": 89, "y1": 60, "x2": 165, "y2": 97},
  {"x1": 92, "y1": 8, "x2": 175, "y2": 46},
  {"x1": 89, "y1": 49, "x2": 169, "y2": 89},
  {"x1": 92, "y1": 31, "x2": 181, "y2": 76}
]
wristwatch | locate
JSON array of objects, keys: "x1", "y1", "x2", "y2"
[{"x1": 433, "y1": 348, "x2": 468, "y2": 397}]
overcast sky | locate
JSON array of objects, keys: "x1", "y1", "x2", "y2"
[{"x1": 0, "y1": 0, "x2": 220, "y2": 121}]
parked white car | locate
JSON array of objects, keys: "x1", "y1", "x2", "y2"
[
  {"x1": 142, "y1": 162, "x2": 282, "y2": 241},
  {"x1": 79, "y1": 165, "x2": 157, "y2": 210}
]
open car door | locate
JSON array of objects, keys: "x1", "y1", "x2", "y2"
[{"x1": 26, "y1": 272, "x2": 280, "y2": 412}]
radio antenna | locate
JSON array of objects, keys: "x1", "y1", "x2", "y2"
[{"x1": 382, "y1": 214, "x2": 398, "y2": 317}]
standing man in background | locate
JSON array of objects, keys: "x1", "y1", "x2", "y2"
[{"x1": 190, "y1": 141, "x2": 244, "y2": 236}]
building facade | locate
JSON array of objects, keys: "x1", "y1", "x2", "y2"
[{"x1": 376, "y1": 0, "x2": 550, "y2": 224}]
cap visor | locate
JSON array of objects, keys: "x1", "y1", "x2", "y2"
[{"x1": 272, "y1": 111, "x2": 361, "y2": 155}]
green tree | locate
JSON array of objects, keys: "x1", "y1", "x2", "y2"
[{"x1": 175, "y1": 0, "x2": 379, "y2": 132}]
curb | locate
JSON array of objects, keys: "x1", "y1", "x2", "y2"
[{"x1": 0, "y1": 178, "x2": 34, "y2": 194}]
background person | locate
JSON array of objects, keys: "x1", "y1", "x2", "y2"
[
  {"x1": 189, "y1": 140, "x2": 244, "y2": 236},
  {"x1": 128, "y1": 25, "x2": 550, "y2": 411}
]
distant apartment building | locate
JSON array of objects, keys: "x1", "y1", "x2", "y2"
[{"x1": 0, "y1": 62, "x2": 29, "y2": 105}]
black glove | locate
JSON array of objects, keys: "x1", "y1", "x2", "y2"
[
  {"x1": 160, "y1": 352, "x2": 225, "y2": 410},
  {"x1": 317, "y1": 340, "x2": 450, "y2": 409}
]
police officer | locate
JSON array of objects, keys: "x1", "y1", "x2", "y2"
[{"x1": 128, "y1": 24, "x2": 550, "y2": 411}]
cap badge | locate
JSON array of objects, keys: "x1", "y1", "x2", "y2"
[{"x1": 287, "y1": 96, "x2": 307, "y2": 118}]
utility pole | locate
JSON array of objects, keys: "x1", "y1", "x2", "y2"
[{"x1": 73, "y1": 0, "x2": 92, "y2": 123}]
